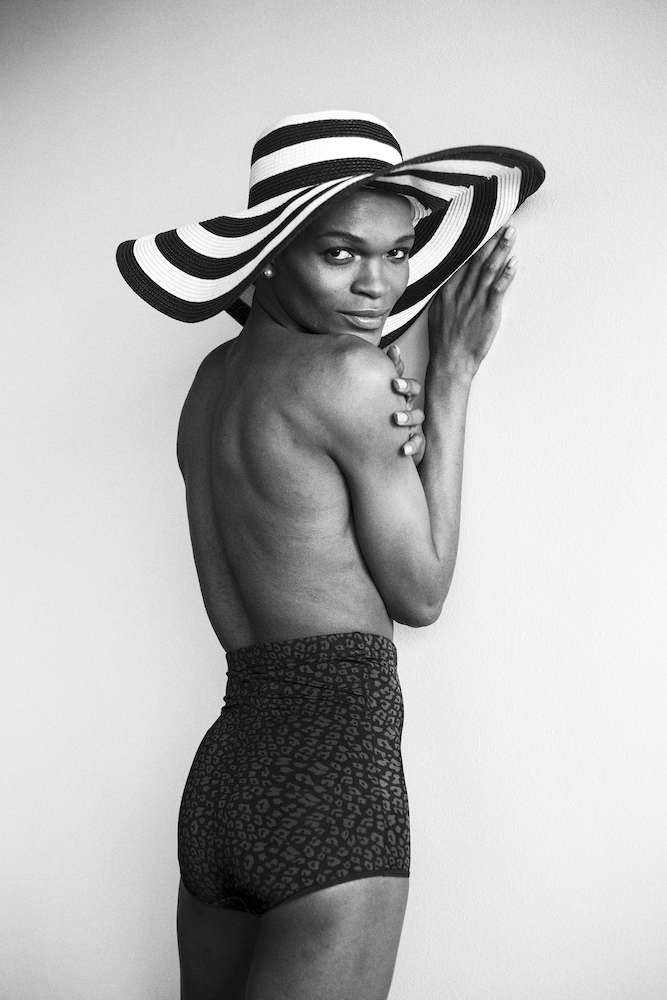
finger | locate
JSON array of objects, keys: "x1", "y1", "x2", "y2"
[
  {"x1": 488, "y1": 255, "x2": 518, "y2": 298},
  {"x1": 439, "y1": 244, "x2": 494, "y2": 303},
  {"x1": 438, "y1": 257, "x2": 472, "y2": 298},
  {"x1": 475, "y1": 227, "x2": 516, "y2": 296},
  {"x1": 455, "y1": 227, "x2": 508, "y2": 292},
  {"x1": 394, "y1": 408, "x2": 424, "y2": 427},
  {"x1": 386, "y1": 344, "x2": 405, "y2": 378},
  {"x1": 401, "y1": 432, "x2": 423, "y2": 457},
  {"x1": 392, "y1": 377, "x2": 421, "y2": 399}
]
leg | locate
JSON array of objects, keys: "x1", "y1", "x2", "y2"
[
  {"x1": 177, "y1": 879, "x2": 260, "y2": 1000},
  {"x1": 246, "y1": 876, "x2": 409, "y2": 1000}
]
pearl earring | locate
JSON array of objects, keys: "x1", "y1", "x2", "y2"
[{"x1": 263, "y1": 264, "x2": 275, "y2": 279}]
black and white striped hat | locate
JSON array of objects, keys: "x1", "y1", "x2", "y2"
[{"x1": 116, "y1": 110, "x2": 545, "y2": 348}]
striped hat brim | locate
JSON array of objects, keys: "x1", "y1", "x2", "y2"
[{"x1": 117, "y1": 125, "x2": 544, "y2": 349}]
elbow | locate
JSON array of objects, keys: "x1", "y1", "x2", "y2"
[
  {"x1": 387, "y1": 593, "x2": 447, "y2": 629},
  {"x1": 383, "y1": 564, "x2": 454, "y2": 628},
  {"x1": 421, "y1": 599, "x2": 445, "y2": 627},
  {"x1": 396, "y1": 604, "x2": 443, "y2": 629}
]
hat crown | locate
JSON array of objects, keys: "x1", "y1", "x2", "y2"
[{"x1": 247, "y1": 111, "x2": 404, "y2": 209}]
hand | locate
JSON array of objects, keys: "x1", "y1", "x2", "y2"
[
  {"x1": 387, "y1": 344, "x2": 425, "y2": 462},
  {"x1": 427, "y1": 225, "x2": 518, "y2": 379}
]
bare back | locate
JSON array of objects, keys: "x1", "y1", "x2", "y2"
[{"x1": 177, "y1": 321, "x2": 394, "y2": 652}]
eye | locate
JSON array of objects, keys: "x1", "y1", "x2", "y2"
[
  {"x1": 387, "y1": 248, "x2": 410, "y2": 262},
  {"x1": 325, "y1": 248, "x2": 354, "y2": 262}
]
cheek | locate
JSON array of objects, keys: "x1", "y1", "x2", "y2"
[
  {"x1": 391, "y1": 264, "x2": 410, "y2": 300},
  {"x1": 274, "y1": 268, "x2": 340, "y2": 330},
  {"x1": 297, "y1": 265, "x2": 345, "y2": 310}
]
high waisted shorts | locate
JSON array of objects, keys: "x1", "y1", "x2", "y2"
[{"x1": 177, "y1": 632, "x2": 409, "y2": 915}]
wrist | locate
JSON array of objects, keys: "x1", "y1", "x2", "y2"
[{"x1": 427, "y1": 354, "x2": 475, "y2": 391}]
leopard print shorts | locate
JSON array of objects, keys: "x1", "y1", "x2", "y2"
[{"x1": 177, "y1": 632, "x2": 409, "y2": 915}]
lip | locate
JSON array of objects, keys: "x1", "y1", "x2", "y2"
[{"x1": 340, "y1": 310, "x2": 388, "y2": 330}]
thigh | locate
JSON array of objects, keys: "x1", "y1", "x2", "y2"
[
  {"x1": 246, "y1": 876, "x2": 409, "y2": 1000},
  {"x1": 177, "y1": 880, "x2": 260, "y2": 1000}
]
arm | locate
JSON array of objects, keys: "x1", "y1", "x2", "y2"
[{"x1": 329, "y1": 226, "x2": 518, "y2": 627}]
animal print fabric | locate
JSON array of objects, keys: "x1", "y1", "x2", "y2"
[{"x1": 178, "y1": 632, "x2": 409, "y2": 915}]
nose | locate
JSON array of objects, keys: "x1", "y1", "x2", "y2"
[{"x1": 350, "y1": 258, "x2": 389, "y2": 300}]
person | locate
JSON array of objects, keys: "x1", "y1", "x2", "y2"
[{"x1": 116, "y1": 112, "x2": 544, "y2": 1000}]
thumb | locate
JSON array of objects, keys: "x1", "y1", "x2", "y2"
[{"x1": 387, "y1": 344, "x2": 405, "y2": 377}]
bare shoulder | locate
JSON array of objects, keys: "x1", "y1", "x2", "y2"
[
  {"x1": 180, "y1": 339, "x2": 235, "y2": 416},
  {"x1": 310, "y1": 337, "x2": 405, "y2": 458},
  {"x1": 331, "y1": 335, "x2": 396, "y2": 383},
  {"x1": 177, "y1": 340, "x2": 235, "y2": 470},
  {"x1": 188, "y1": 339, "x2": 234, "y2": 387},
  {"x1": 314, "y1": 336, "x2": 398, "y2": 420}
]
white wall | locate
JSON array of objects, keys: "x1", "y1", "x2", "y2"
[{"x1": 2, "y1": 0, "x2": 666, "y2": 996}]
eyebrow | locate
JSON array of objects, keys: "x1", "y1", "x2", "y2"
[{"x1": 316, "y1": 229, "x2": 415, "y2": 244}]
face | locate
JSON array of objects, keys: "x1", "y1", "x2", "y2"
[{"x1": 264, "y1": 188, "x2": 415, "y2": 344}]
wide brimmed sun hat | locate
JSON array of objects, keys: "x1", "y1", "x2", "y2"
[{"x1": 116, "y1": 110, "x2": 545, "y2": 348}]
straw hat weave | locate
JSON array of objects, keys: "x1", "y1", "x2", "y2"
[{"x1": 117, "y1": 110, "x2": 545, "y2": 347}]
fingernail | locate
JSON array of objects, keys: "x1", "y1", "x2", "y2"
[
  {"x1": 395, "y1": 412, "x2": 408, "y2": 424},
  {"x1": 403, "y1": 442, "x2": 414, "y2": 455},
  {"x1": 504, "y1": 226, "x2": 516, "y2": 240},
  {"x1": 507, "y1": 256, "x2": 518, "y2": 269},
  {"x1": 394, "y1": 378, "x2": 408, "y2": 391}
]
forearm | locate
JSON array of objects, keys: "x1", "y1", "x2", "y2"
[
  {"x1": 335, "y1": 220, "x2": 517, "y2": 627},
  {"x1": 412, "y1": 224, "x2": 517, "y2": 616},
  {"x1": 417, "y1": 358, "x2": 473, "y2": 606}
]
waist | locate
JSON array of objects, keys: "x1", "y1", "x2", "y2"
[{"x1": 225, "y1": 631, "x2": 398, "y2": 704}]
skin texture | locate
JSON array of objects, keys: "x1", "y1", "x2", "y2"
[
  {"x1": 254, "y1": 190, "x2": 414, "y2": 341},
  {"x1": 176, "y1": 188, "x2": 518, "y2": 998},
  {"x1": 178, "y1": 877, "x2": 408, "y2": 1000}
]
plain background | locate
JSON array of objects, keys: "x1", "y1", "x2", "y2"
[{"x1": 2, "y1": 0, "x2": 666, "y2": 997}]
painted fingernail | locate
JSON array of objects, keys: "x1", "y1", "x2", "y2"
[
  {"x1": 504, "y1": 226, "x2": 516, "y2": 240},
  {"x1": 395, "y1": 412, "x2": 409, "y2": 424},
  {"x1": 394, "y1": 378, "x2": 408, "y2": 391},
  {"x1": 507, "y1": 256, "x2": 518, "y2": 269},
  {"x1": 403, "y1": 442, "x2": 414, "y2": 455}
]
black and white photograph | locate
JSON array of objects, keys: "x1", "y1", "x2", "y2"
[{"x1": 2, "y1": 1, "x2": 666, "y2": 997}]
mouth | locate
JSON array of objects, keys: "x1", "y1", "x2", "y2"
[{"x1": 340, "y1": 311, "x2": 388, "y2": 330}]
